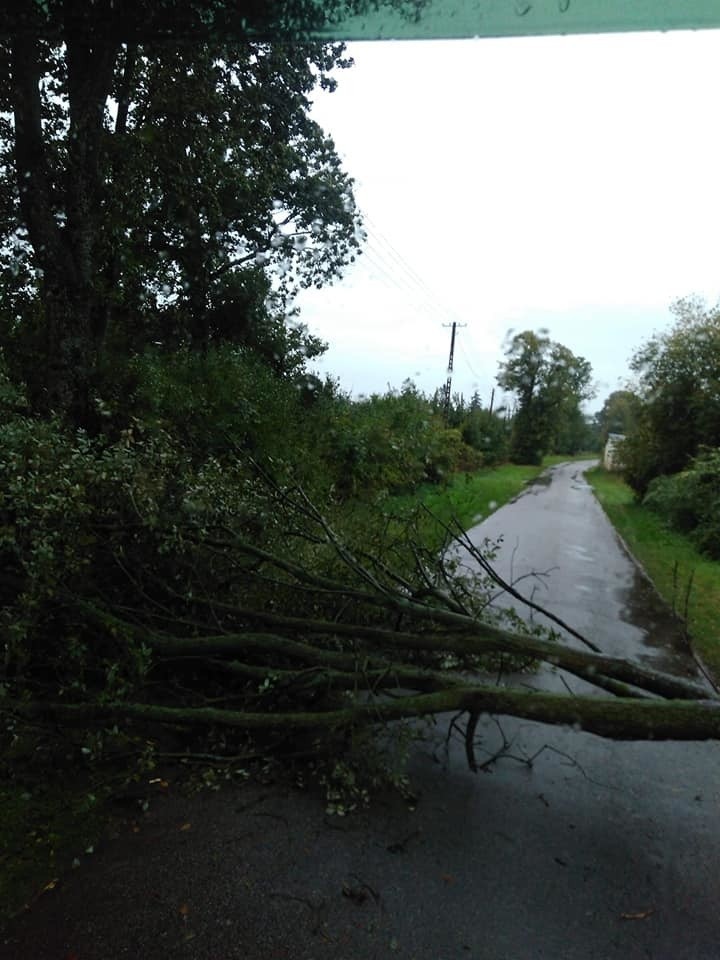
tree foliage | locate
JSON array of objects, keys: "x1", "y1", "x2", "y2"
[
  {"x1": 622, "y1": 298, "x2": 720, "y2": 496},
  {"x1": 460, "y1": 406, "x2": 510, "y2": 465},
  {"x1": 595, "y1": 389, "x2": 642, "y2": 447},
  {"x1": 497, "y1": 330, "x2": 594, "y2": 464},
  {"x1": 0, "y1": 21, "x2": 362, "y2": 422},
  {"x1": 1, "y1": 0, "x2": 427, "y2": 44},
  {"x1": 325, "y1": 382, "x2": 482, "y2": 498}
]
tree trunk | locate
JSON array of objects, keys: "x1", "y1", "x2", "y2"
[
  {"x1": 10, "y1": 27, "x2": 119, "y2": 422},
  {"x1": 9, "y1": 689, "x2": 720, "y2": 743}
]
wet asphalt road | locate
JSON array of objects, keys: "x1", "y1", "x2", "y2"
[
  {"x1": 457, "y1": 459, "x2": 709, "y2": 682},
  {"x1": 5, "y1": 460, "x2": 720, "y2": 960}
]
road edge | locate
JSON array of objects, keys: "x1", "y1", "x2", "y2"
[{"x1": 582, "y1": 464, "x2": 720, "y2": 694}]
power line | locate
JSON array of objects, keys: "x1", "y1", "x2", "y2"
[
  {"x1": 457, "y1": 337, "x2": 482, "y2": 380},
  {"x1": 358, "y1": 238, "x2": 445, "y2": 329},
  {"x1": 362, "y1": 214, "x2": 467, "y2": 327}
]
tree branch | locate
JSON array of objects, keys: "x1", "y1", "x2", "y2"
[{"x1": 8, "y1": 688, "x2": 720, "y2": 741}]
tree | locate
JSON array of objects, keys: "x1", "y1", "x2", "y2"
[
  {"x1": 595, "y1": 389, "x2": 642, "y2": 446},
  {"x1": 622, "y1": 297, "x2": 720, "y2": 495},
  {"x1": 553, "y1": 406, "x2": 598, "y2": 456},
  {"x1": 3, "y1": 431, "x2": 720, "y2": 770},
  {"x1": 5, "y1": 4, "x2": 720, "y2": 796},
  {"x1": 461, "y1": 407, "x2": 509, "y2": 464},
  {"x1": 1, "y1": 0, "x2": 427, "y2": 45},
  {"x1": 497, "y1": 331, "x2": 593, "y2": 464},
  {"x1": 0, "y1": 14, "x2": 363, "y2": 423}
]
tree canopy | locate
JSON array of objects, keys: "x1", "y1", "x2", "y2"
[
  {"x1": 595, "y1": 389, "x2": 642, "y2": 446},
  {"x1": 0, "y1": 22, "x2": 363, "y2": 422},
  {"x1": 497, "y1": 330, "x2": 594, "y2": 464},
  {"x1": 1, "y1": 0, "x2": 427, "y2": 43},
  {"x1": 621, "y1": 297, "x2": 720, "y2": 495}
]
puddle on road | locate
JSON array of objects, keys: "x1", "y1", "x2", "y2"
[
  {"x1": 512, "y1": 469, "x2": 555, "y2": 501},
  {"x1": 528, "y1": 472, "x2": 552, "y2": 487}
]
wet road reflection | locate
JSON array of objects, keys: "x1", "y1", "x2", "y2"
[{"x1": 457, "y1": 459, "x2": 709, "y2": 687}]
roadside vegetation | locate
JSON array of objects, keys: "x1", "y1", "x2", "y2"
[
  {"x1": 388, "y1": 453, "x2": 597, "y2": 551},
  {"x1": 587, "y1": 468, "x2": 720, "y2": 679},
  {"x1": 386, "y1": 462, "x2": 546, "y2": 550},
  {"x1": 590, "y1": 296, "x2": 720, "y2": 678}
]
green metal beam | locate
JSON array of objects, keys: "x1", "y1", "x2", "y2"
[{"x1": 317, "y1": 0, "x2": 720, "y2": 41}]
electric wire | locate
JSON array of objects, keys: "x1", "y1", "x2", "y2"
[
  {"x1": 362, "y1": 213, "x2": 468, "y2": 327},
  {"x1": 358, "y1": 241, "x2": 443, "y2": 326},
  {"x1": 457, "y1": 337, "x2": 482, "y2": 380}
]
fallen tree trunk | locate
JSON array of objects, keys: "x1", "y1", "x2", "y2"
[{"x1": 8, "y1": 686, "x2": 720, "y2": 741}]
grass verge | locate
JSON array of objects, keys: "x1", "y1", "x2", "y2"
[
  {"x1": 415, "y1": 462, "x2": 545, "y2": 529},
  {"x1": 586, "y1": 466, "x2": 720, "y2": 680},
  {"x1": 385, "y1": 454, "x2": 597, "y2": 552}
]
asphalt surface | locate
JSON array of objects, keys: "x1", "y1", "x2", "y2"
[
  {"x1": 457, "y1": 459, "x2": 709, "y2": 682},
  {"x1": 5, "y1": 460, "x2": 720, "y2": 960}
]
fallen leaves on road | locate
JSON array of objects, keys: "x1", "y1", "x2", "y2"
[{"x1": 620, "y1": 909, "x2": 654, "y2": 921}]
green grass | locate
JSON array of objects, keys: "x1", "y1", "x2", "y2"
[
  {"x1": 385, "y1": 454, "x2": 597, "y2": 551},
  {"x1": 387, "y1": 463, "x2": 539, "y2": 546},
  {"x1": 416, "y1": 462, "x2": 545, "y2": 531},
  {"x1": 418, "y1": 453, "x2": 598, "y2": 531},
  {"x1": 543, "y1": 452, "x2": 599, "y2": 467},
  {"x1": 586, "y1": 467, "x2": 720, "y2": 679}
]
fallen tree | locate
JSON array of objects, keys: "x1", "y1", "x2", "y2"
[{"x1": 3, "y1": 453, "x2": 719, "y2": 780}]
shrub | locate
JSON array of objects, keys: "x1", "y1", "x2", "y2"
[
  {"x1": 643, "y1": 448, "x2": 720, "y2": 558},
  {"x1": 324, "y1": 384, "x2": 481, "y2": 500},
  {"x1": 461, "y1": 409, "x2": 509, "y2": 465}
]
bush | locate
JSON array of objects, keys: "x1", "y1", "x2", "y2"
[
  {"x1": 324, "y1": 384, "x2": 481, "y2": 499},
  {"x1": 461, "y1": 409, "x2": 509, "y2": 465},
  {"x1": 624, "y1": 298, "x2": 720, "y2": 495},
  {"x1": 643, "y1": 448, "x2": 720, "y2": 558},
  {"x1": 619, "y1": 421, "x2": 665, "y2": 498}
]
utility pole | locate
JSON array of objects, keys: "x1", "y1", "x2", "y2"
[{"x1": 442, "y1": 321, "x2": 466, "y2": 420}]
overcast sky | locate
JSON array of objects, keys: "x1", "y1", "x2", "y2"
[{"x1": 294, "y1": 30, "x2": 720, "y2": 412}]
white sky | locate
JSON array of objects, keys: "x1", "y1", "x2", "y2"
[{"x1": 295, "y1": 30, "x2": 720, "y2": 412}]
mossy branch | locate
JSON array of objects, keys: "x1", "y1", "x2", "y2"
[{"x1": 7, "y1": 688, "x2": 720, "y2": 742}]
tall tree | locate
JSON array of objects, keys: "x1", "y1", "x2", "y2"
[
  {"x1": 497, "y1": 330, "x2": 593, "y2": 464},
  {"x1": 0, "y1": 9, "x2": 364, "y2": 422}
]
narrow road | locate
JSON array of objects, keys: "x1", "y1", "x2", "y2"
[
  {"x1": 5, "y1": 461, "x2": 720, "y2": 960},
  {"x1": 457, "y1": 458, "x2": 709, "y2": 683}
]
